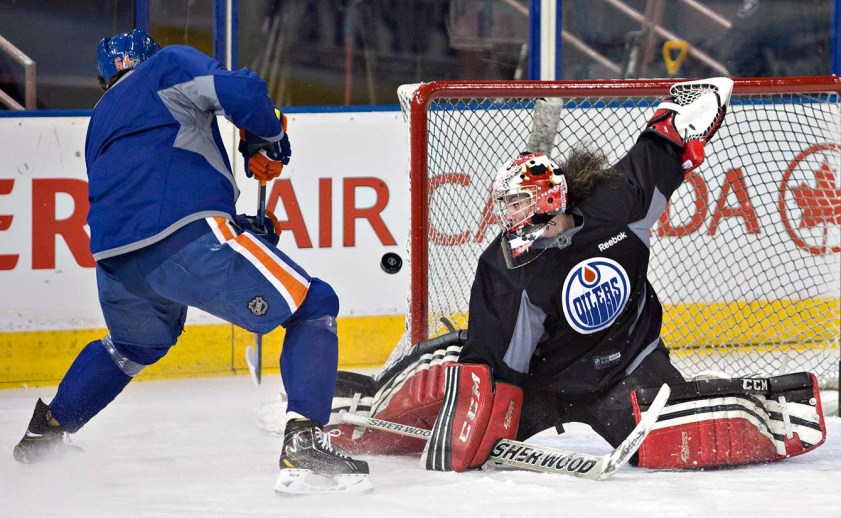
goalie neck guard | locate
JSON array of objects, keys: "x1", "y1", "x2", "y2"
[{"x1": 491, "y1": 152, "x2": 569, "y2": 269}]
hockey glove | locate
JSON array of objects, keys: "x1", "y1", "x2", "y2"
[
  {"x1": 423, "y1": 363, "x2": 522, "y2": 472},
  {"x1": 644, "y1": 77, "x2": 733, "y2": 171},
  {"x1": 235, "y1": 211, "x2": 280, "y2": 246},
  {"x1": 238, "y1": 107, "x2": 291, "y2": 182}
]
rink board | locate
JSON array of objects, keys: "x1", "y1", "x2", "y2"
[
  {"x1": 0, "y1": 110, "x2": 411, "y2": 388},
  {"x1": 0, "y1": 316, "x2": 403, "y2": 389},
  {"x1": 2, "y1": 100, "x2": 840, "y2": 388}
]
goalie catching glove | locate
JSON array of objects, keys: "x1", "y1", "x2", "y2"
[
  {"x1": 632, "y1": 372, "x2": 826, "y2": 469},
  {"x1": 239, "y1": 106, "x2": 291, "y2": 182},
  {"x1": 643, "y1": 77, "x2": 733, "y2": 171}
]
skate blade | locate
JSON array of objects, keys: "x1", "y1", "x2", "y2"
[
  {"x1": 274, "y1": 469, "x2": 373, "y2": 495},
  {"x1": 13, "y1": 442, "x2": 83, "y2": 464}
]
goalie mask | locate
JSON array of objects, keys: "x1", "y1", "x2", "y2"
[{"x1": 491, "y1": 152, "x2": 568, "y2": 269}]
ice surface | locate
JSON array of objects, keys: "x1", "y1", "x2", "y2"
[{"x1": 1, "y1": 375, "x2": 839, "y2": 518}]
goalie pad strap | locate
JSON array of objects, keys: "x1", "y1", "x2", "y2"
[{"x1": 634, "y1": 372, "x2": 816, "y2": 405}]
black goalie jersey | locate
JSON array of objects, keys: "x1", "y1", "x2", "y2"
[{"x1": 459, "y1": 133, "x2": 686, "y2": 395}]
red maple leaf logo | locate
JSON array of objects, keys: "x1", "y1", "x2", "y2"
[{"x1": 791, "y1": 159, "x2": 841, "y2": 228}]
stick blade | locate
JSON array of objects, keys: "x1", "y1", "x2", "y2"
[
  {"x1": 245, "y1": 346, "x2": 261, "y2": 385},
  {"x1": 597, "y1": 383, "x2": 671, "y2": 480}
]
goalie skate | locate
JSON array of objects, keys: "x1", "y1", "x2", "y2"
[{"x1": 275, "y1": 419, "x2": 372, "y2": 495}]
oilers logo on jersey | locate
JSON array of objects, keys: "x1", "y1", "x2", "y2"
[{"x1": 562, "y1": 258, "x2": 629, "y2": 334}]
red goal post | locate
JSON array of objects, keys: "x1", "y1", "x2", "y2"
[{"x1": 393, "y1": 77, "x2": 841, "y2": 390}]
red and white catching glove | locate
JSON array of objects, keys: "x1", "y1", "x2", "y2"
[{"x1": 644, "y1": 77, "x2": 733, "y2": 171}]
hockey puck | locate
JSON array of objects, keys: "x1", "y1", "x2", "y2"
[{"x1": 380, "y1": 252, "x2": 403, "y2": 274}]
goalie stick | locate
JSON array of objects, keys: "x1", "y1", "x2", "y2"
[{"x1": 339, "y1": 383, "x2": 671, "y2": 481}]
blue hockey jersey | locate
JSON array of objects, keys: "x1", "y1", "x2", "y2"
[{"x1": 85, "y1": 45, "x2": 284, "y2": 260}]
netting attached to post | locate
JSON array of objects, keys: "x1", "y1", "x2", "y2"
[{"x1": 389, "y1": 78, "x2": 840, "y2": 390}]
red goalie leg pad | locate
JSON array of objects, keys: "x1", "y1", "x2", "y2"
[
  {"x1": 330, "y1": 422, "x2": 433, "y2": 455},
  {"x1": 374, "y1": 362, "x2": 450, "y2": 427},
  {"x1": 636, "y1": 418, "x2": 779, "y2": 469},
  {"x1": 633, "y1": 373, "x2": 827, "y2": 469},
  {"x1": 633, "y1": 392, "x2": 779, "y2": 469},
  {"x1": 330, "y1": 361, "x2": 452, "y2": 455},
  {"x1": 424, "y1": 364, "x2": 522, "y2": 472}
]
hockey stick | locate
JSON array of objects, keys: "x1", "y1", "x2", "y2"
[
  {"x1": 245, "y1": 179, "x2": 267, "y2": 385},
  {"x1": 339, "y1": 383, "x2": 671, "y2": 481}
]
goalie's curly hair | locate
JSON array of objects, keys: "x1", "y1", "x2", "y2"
[{"x1": 560, "y1": 144, "x2": 619, "y2": 210}]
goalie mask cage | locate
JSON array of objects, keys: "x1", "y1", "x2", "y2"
[{"x1": 394, "y1": 77, "x2": 840, "y2": 390}]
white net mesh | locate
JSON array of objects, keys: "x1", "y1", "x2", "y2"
[{"x1": 389, "y1": 79, "x2": 840, "y2": 390}]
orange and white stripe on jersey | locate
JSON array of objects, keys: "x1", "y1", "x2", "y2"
[{"x1": 206, "y1": 217, "x2": 309, "y2": 312}]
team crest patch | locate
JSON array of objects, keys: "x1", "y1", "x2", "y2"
[
  {"x1": 248, "y1": 296, "x2": 268, "y2": 316},
  {"x1": 562, "y1": 258, "x2": 630, "y2": 334}
]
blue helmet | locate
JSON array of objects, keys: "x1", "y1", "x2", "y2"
[{"x1": 96, "y1": 29, "x2": 160, "y2": 84}]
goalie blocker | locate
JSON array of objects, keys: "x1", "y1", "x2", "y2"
[
  {"x1": 423, "y1": 363, "x2": 523, "y2": 472},
  {"x1": 632, "y1": 373, "x2": 826, "y2": 469}
]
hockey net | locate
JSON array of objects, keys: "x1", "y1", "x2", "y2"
[{"x1": 388, "y1": 77, "x2": 841, "y2": 390}]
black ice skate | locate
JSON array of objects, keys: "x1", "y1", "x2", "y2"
[
  {"x1": 275, "y1": 418, "x2": 372, "y2": 495},
  {"x1": 13, "y1": 399, "x2": 81, "y2": 464}
]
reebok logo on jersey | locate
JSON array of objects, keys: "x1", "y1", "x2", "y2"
[
  {"x1": 598, "y1": 231, "x2": 627, "y2": 251},
  {"x1": 562, "y1": 257, "x2": 630, "y2": 334}
]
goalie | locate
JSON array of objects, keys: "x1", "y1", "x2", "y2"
[{"x1": 326, "y1": 77, "x2": 826, "y2": 471}]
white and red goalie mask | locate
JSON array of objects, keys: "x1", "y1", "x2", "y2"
[{"x1": 491, "y1": 152, "x2": 568, "y2": 269}]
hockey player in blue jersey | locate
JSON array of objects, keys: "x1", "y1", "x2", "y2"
[{"x1": 13, "y1": 29, "x2": 370, "y2": 494}]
